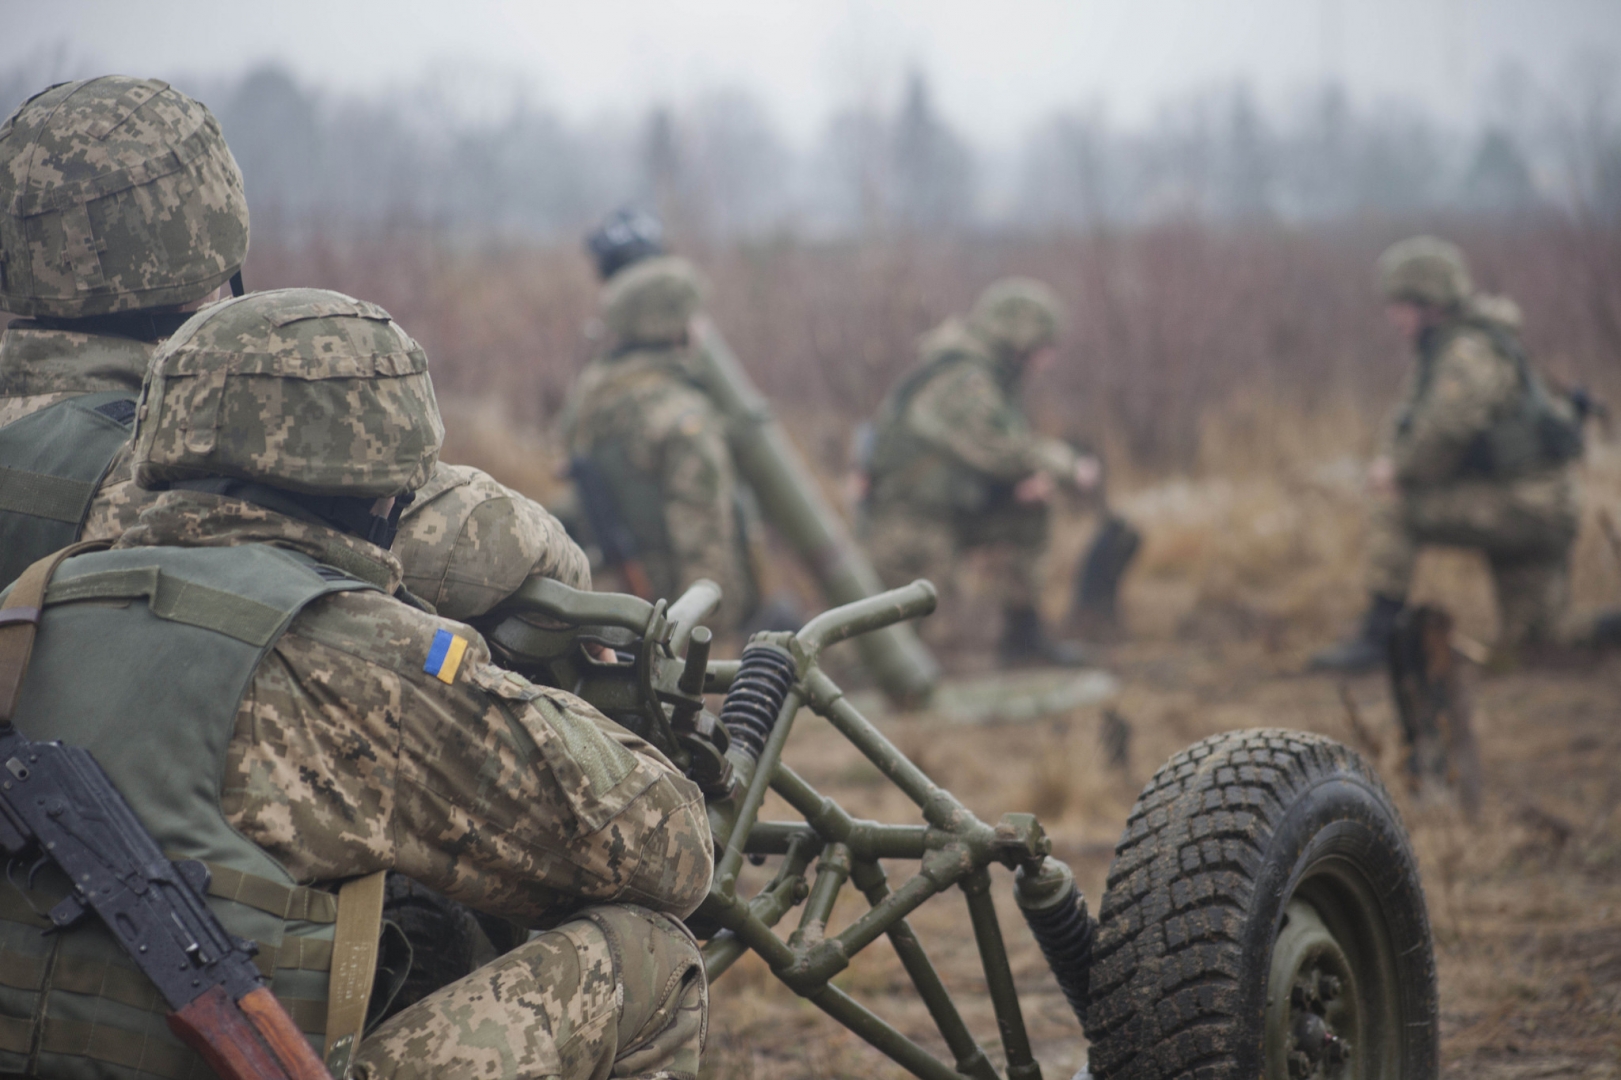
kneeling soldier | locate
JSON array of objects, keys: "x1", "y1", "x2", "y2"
[{"x1": 1312, "y1": 237, "x2": 1585, "y2": 670}]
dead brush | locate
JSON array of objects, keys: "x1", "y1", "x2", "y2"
[
  {"x1": 436, "y1": 396, "x2": 566, "y2": 503},
  {"x1": 1020, "y1": 714, "x2": 1142, "y2": 826}
]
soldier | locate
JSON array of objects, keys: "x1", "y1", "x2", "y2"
[
  {"x1": 861, "y1": 278, "x2": 1101, "y2": 666},
  {"x1": 1312, "y1": 236, "x2": 1585, "y2": 671},
  {"x1": 561, "y1": 218, "x2": 758, "y2": 634},
  {"x1": 0, "y1": 288, "x2": 712, "y2": 1080},
  {"x1": 0, "y1": 76, "x2": 250, "y2": 587}
]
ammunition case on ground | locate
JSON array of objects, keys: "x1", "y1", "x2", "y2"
[{"x1": 690, "y1": 317, "x2": 939, "y2": 706}]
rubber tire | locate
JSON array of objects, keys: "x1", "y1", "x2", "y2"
[{"x1": 1084, "y1": 729, "x2": 1437, "y2": 1080}]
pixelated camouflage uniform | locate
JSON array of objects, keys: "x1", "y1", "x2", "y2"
[
  {"x1": 863, "y1": 280, "x2": 1078, "y2": 627},
  {"x1": 1362, "y1": 242, "x2": 1582, "y2": 648},
  {"x1": 1367, "y1": 304, "x2": 1581, "y2": 645},
  {"x1": 0, "y1": 75, "x2": 251, "y2": 576},
  {"x1": 561, "y1": 256, "x2": 755, "y2": 632},
  {"x1": 394, "y1": 461, "x2": 592, "y2": 620},
  {"x1": 167, "y1": 494, "x2": 711, "y2": 1080},
  {"x1": 384, "y1": 461, "x2": 600, "y2": 1015},
  {"x1": 0, "y1": 290, "x2": 712, "y2": 1080}
]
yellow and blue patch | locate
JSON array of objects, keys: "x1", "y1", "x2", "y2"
[{"x1": 423, "y1": 628, "x2": 468, "y2": 684}]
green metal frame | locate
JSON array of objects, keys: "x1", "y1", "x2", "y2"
[
  {"x1": 698, "y1": 584, "x2": 1057, "y2": 1080},
  {"x1": 482, "y1": 578, "x2": 1072, "y2": 1080}
]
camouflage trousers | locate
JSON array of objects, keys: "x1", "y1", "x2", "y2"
[
  {"x1": 1366, "y1": 472, "x2": 1580, "y2": 646},
  {"x1": 865, "y1": 503, "x2": 1049, "y2": 639},
  {"x1": 354, "y1": 905, "x2": 706, "y2": 1080}
]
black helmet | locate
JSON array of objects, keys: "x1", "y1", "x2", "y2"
[{"x1": 585, "y1": 207, "x2": 665, "y2": 281}]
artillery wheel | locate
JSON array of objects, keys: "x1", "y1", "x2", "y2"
[{"x1": 1084, "y1": 729, "x2": 1436, "y2": 1080}]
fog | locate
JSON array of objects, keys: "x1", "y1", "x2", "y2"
[{"x1": 5, "y1": 1, "x2": 1619, "y2": 237}]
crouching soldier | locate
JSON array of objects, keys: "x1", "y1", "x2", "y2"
[
  {"x1": 0, "y1": 288, "x2": 712, "y2": 1080},
  {"x1": 861, "y1": 278, "x2": 1101, "y2": 666}
]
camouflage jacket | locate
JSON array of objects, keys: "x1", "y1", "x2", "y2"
[
  {"x1": 867, "y1": 319, "x2": 1077, "y2": 517},
  {"x1": 1385, "y1": 307, "x2": 1575, "y2": 487},
  {"x1": 113, "y1": 490, "x2": 714, "y2": 922},
  {"x1": 393, "y1": 462, "x2": 591, "y2": 622},
  {"x1": 561, "y1": 344, "x2": 753, "y2": 627},
  {"x1": 0, "y1": 322, "x2": 157, "y2": 537}
]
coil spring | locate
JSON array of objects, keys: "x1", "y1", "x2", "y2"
[
  {"x1": 1022, "y1": 882, "x2": 1096, "y2": 1027},
  {"x1": 718, "y1": 644, "x2": 797, "y2": 763}
]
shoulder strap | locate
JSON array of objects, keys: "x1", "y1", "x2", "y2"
[
  {"x1": 888, "y1": 348, "x2": 974, "y2": 420},
  {"x1": 0, "y1": 539, "x2": 111, "y2": 723},
  {"x1": 323, "y1": 869, "x2": 389, "y2": 1076}
]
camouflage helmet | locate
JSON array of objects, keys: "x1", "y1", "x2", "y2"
[
  {"x1": 0, "y1": 76, "x2": 249, "y2": 319},
  {"x1": 967, "y1": 277, "x2": 1067, "y2": 361},
  {"x1": 133, "y1": 288, "x2": 443, "y2": 498},
  {"x1": 601, "y1": 255, "x2": 706, "y2": 348},
  {"x1": 1377, "y1": 236, "x2": 1472, "y2": 309}
]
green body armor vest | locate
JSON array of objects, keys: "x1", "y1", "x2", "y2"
[
  {"x1": 0, "y1": 391, "x2": 138, "y2": 590},
  {"x1": 0, "y1": 544, "x2": 375, "y2": 1080},
  {"x1": 866, "y1": 348, "x2": 1005, "y2": 517}
]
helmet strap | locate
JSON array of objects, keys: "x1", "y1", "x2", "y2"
[{"x1": 229, "y1": 270, "x2": 245, "y2": 298}]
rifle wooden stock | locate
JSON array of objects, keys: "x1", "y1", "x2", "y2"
[{"x1": 168, "y1": 985, "x2": 332, "y2": 1080}]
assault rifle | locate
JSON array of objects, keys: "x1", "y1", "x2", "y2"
[{"x1": 0, "y1": 726, "x2": 331, "y2": 1080}]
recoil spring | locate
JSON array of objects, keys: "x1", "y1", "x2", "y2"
[{"x1": 718, "y1": 644, "x2": 797, "y2": 763}]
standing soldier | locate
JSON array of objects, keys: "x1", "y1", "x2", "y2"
[
  {"x1": 861, "y1": 278, "x2": 1101, "y2": 666},
  {"x1": 561, "y1": 212, "x2": 758, "y2": 634},
  {"x1": 1312, "y1": 236, "x2": 1585, "y2": 671},
  {"x1": 0, "y1": 288, "x2": 712, "y2": 1080},
  {"x1": 0, "y1": 76, "x2": 250, "y2": 587}
]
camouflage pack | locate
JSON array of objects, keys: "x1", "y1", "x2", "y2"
[
  {"x1": 394, "y1": 462, "x2": 590, "y2": 620},
  {"x1": 133, "y1": 288, "x2": 443, "y2": 497},
  {"x1": 0, "y1": 76, "x2": 249, "y2": 318}
]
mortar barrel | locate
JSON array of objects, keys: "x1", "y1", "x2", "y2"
[{"x1": 691, "y1": 316, "x2": 939, "y2": 706}]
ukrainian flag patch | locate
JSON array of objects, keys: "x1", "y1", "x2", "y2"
[{"x1": 424, "y1": 628, "x2": 468, "y2": 684}]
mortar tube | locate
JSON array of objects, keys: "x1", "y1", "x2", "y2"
[{"x1": 690, "y1": 317, "x2": 940, "y2": 707}]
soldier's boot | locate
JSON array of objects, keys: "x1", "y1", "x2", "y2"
[
  {"x1": 1309, "y1": 593, "x2": 1404, "y2": 673},
  {"x1": 999, "y1": 606, "x2": 1091, "y2": 668}
]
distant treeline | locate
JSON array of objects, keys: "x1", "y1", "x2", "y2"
[{"x1": 3, "y1": 56, "x2": 1619, "y2": 240}]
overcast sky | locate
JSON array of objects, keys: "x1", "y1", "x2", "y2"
[{"x1": 8, "y1": 0, "x2": 1619, "y2": 146}]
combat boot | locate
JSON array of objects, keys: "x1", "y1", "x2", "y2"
[
  {"x1": 999, "y1": 606, "x2": 1091, "y2": 668},
  {"x1": 1309, "y1": 594, "x2": 1404, "y2": 673}
]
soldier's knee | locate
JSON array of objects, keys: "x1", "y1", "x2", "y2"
[{"x1": 581, "y1": 905, "x2": 708, "y2": 1080}]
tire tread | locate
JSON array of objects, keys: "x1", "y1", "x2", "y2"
[{"x1": 1083, "y1": 729, "x2": 1419, "y2": 1080}]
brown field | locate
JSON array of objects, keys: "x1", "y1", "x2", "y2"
[{"x1": 251, "y1": 224, "x2": 1621, "y2": 1078}]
